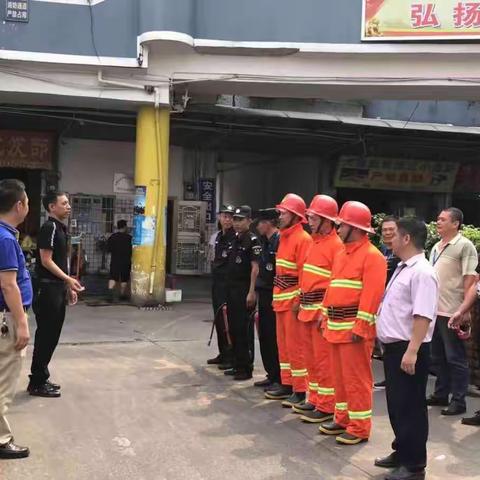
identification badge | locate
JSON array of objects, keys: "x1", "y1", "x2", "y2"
[
  {"x1": 221, "y1": 250, "x2": 228, "y2": 258},
  {"x1": 266, "y1": 263, "x2": 273, "y2": 271},
  {"x1": 236, "y1": 256, "x2": 242, "y2": 264}
]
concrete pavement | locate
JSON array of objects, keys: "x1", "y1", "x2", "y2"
[{"x1": 1, "y1": 299, "x2": 479, "y2": 480}]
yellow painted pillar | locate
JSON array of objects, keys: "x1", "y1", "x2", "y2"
[{"x1": 131, "y1": 106, "x2": 170, "y2": 306}]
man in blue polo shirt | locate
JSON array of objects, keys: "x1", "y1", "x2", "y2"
[{"x1": 0, "y1": 179, "x2": 31, "y2": 459}]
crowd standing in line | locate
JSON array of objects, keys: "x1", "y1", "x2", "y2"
[
  {"x1": 207, "y1": 193, "x2": 480, "y2": 480},
  {"x1": 0, "y1": 177, "x2": 478, "y2": 477}
]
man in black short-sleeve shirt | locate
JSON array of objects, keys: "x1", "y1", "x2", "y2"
[
  {"x1": 224, "y1": 205, "x2": 261, "y2": 381},
  {"x1": 28, "y1": 192, "x2": 84, "y2": 398}
]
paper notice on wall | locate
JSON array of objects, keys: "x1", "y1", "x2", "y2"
[{"x1": 132, "y1": 215, "x2": 156, "y2": 247}]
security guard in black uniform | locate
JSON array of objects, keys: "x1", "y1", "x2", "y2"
[
  {"x1": 224, "y1": 205, "x2": 261, "y2": 381},
  {"x1": 207, "y1": 204, "x2": 236, "y2": 368},
  {"x1": 254, "y1": 209, "x2": 281, "y2": 390}
]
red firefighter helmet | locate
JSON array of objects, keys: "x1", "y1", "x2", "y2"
[
  {"x1": 276, "y1": 193, "x2": 307, "y2": 222},
  {"x1": 306, "y1": 195, "x2": 338, "y2": 222},
  {"x1": 337, "y1": 201, "x2": 375, "y2": 234}
]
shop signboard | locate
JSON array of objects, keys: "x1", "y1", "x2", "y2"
[
  {"x1": 363, "y1": 0, "x2": 480, "y2": 40},
  {"x1": 334, "y1": 156, "x2": 459, "y2": 193},
  {"x1": 0, "y1": 130, "x2": 54, "y2": 169},
  {"x1": 5, "y1": 0, "x2": 29, "y2": 22}
]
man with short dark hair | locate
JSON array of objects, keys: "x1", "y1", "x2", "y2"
[
  {"x1": 224, "y1": 205, "x2": 261, "y2": 381},
  {"x1": 375, "y1": 217, "x2": 438, "y2": 480},
  {"x1": 0, "y1": 179, "x2": 31, "y2": 459},
  {"x1": 207, "y1": 205, "x2": 236, "y2": 368},
  {"x1": 374, "y1": 216, "x2": 401, "y2": 390},
  {"x1": 28, "y1": 191, "x2": 84, "y2": 398},
  {"x1": 380, "y1": 216, "x2": 401, "y2": 283},
  {"x1": 427, "y1": 207, "x2": 478, "y2": 416},
  {"x1": 107, "y1": 219, "x2": 132, "y2": 302}
]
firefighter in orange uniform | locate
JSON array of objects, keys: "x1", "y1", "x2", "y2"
[
  {"x1": 319, "y1": 201, "x2": 387, "y2": 445},
  {"x1": 265, "y1": 194, "x2": 312, "y2": 407},
  {"x1": 291, "y1": 195, "x2": 344, "y2": 424}
]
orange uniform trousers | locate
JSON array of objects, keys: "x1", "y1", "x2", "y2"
[
  {"x1": 302, "y1": 321, "x2": 335, "y2": 413},
  {"x1": 331, "y1": 339, "x2": 374, "y2": 439},
  {"x1": 276, "y1": 310, "x2": 307, "y2": 392}
]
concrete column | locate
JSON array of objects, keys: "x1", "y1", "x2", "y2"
[{"x1": 131, "y1": 106, "x2": 170, "y2": 306}]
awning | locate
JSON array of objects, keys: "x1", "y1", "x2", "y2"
[{"x1": 211, "y1": 104, "x2": 480, "y2": 136}]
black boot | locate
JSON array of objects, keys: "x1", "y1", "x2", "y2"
[
  {"x1": 318, "y1": 421, "x2": 346, "y2": 435},
  {"x1": 300, "y1": 410, "x2": 333, "y2": 423},
  {"x1": 291, "y1": 401, "x2": 315, "y2": 414}
]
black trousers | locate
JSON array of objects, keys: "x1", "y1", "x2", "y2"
[
  {"x1": 431, "y1": 315, "x2": 469, "y2": 407},
  {"x1": 257, "y1": 288, "x2": 280, "y2": 383},
  {"x1": 30, "y1": 283, "x2": 67, "y2": 386},
  {"x1": 384, "y1": 341, "x2": 430, "y2": 470},
  {"x1": 211, "y1": 276, "x2": 233, "y2": 360},
  {"x1": 226, "y1": 282, "x2": 254, "y2": 372}
]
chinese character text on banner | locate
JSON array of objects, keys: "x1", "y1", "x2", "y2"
[{"x1": 363, "y1": 0, "x2": 480, "y2": 40}]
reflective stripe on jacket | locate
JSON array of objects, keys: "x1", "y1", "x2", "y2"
[
  {"x1": 298, "y1": 229, "x2": 344, "y2": 322},
  {"x1": 273, "y1": 223, "x2": 312, "y2": 312},
  {"x1": 322, "y1": 235, "x2": 387, "y2": 343}
]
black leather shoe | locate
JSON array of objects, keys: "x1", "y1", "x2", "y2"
[
  {"x1": 207, "y1": 355, "x2": 223, "y2": 365},
  {"x1": 223, "y1": 368, "x2": 236, "y2": 376},
  {"x1": 46, "y1": 380, "x2": 61, "y2": 391},
  {"x1": 300, "y1": 410, "x2": 333, "y2": 423},
  {"x1": 0, "y1": 441, "x2": 30, "y2": 459},
  {"x1": 234, "y1": 371, "x2": 253, "y2": 381},
  {"x1": 441, "y1": 402, "x2": 466, "y2": 416},
  {"x1": 426, "y1": 395, "x2": 449, "y2": 407},
  {"x1": 28, "y1": 383, "x2": 61, "y2": 398},
  {"x1": 385, "y1": 466, "x2": 425, "y2": 480},
  {"x1": 281, "y1": 392, "x2": 306, "y2": 408},
  {"x1": 218, "y1": 363, "x2": 234, "y2": 371},
  {"x1": 265, "y1": 385, "x2": 292, "y2": 400},
  {"x1": 264, "y1": 381, "x2": 281, "y2": 392},
  {"x1": 462, "y1": 410, "x2": 480, "y2": 426},
  {"x1": 375, "y1": 452, "x2": 400, "y2": 469},
  {"x1": 254, "y1": 378, "x2": 272, "y2": 388}
]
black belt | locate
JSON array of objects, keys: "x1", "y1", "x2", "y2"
[
  {"x1": 39, "y1": 278, "x2": 65, "y2": 285},
  {"x1": 300, "y1": 289, "x2": 326, "y2": 305},
  {"x1": 327, "y1": 305, "x2": 359, "y2": 320},
  {"x1": 273, "y1": 275, "x2": 299, "y2": 290}
]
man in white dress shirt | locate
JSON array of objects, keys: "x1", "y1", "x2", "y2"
[{"x1": 375, "y1": 217, "x2": 439, "y2": 480}]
